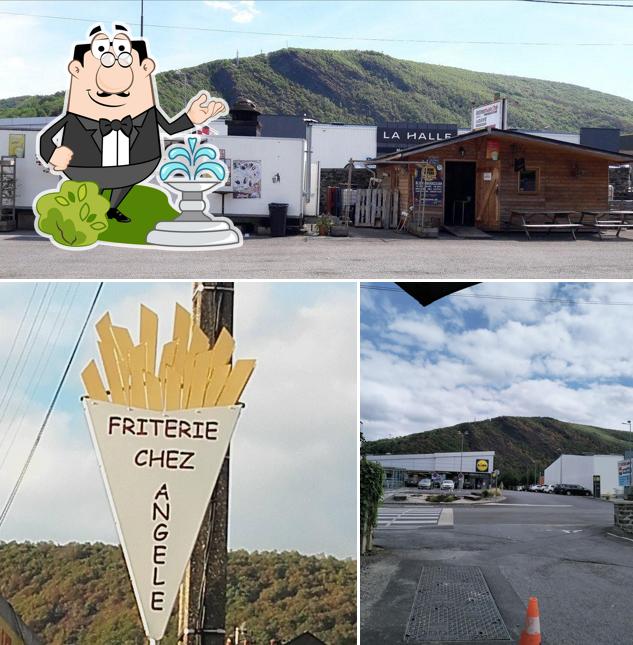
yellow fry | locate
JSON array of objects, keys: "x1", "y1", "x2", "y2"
[
  {"x1": 211, "y1": 328, "x2": 235, "y2": 367},
  {"x1": 217, "y1": 360, "x2": 256, "y2": 406},
  {"x1": 203, "y1": 364, "x2": 231, "y2": 407},
  {"x1": 140, "y1": 304, "x2": 159, "y2": 376},
  {"x1": 172, "y1": 304, "x2": 191, "y2": 374},
  {"x1": 128, "y1": 344, "x2": 147, "y2": 409},
  {"x1": 95, "y1": 312, "x2": 113, "y2": 342},
  {"x1": 81, "y1": 360, "x2": 108, "y2": 401},
  {"x1": 159, "y1": 340, "x2": 179, "y2": 384},
  {"x1": 181, "y1": 351, "x2": 197, "y2": 409},
  {"x1": 165, "y1": 365, "x2": 183, "y2": 411},
  {"x1": 189, "y1": 325, "x2": 210, "y2": 355},
  {"x1": 146, "y1": 372, "x2": 163, "y2": 411},
  {"x1": 187, "y1": 350, "x2": 214, "y2": 408},
  {"x1": 98, "y1": 339, "x2": 125, "y2": 405},
  {"x1": 111, "y1": 325, "x2": 134, "y2": 360}
]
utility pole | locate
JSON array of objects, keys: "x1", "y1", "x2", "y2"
[
  {"x1": 179, "y1": 282, "x2": 234, "y2": 645},
  {"x1": 458, "y1": 430, "x2": 468, "y2": 490},
  {"x1": 623, "y1": 420, "x2": 632, "y2": 456},
  {"x1": 140, "y1": 0, "x2": 144, "y2": 37}
]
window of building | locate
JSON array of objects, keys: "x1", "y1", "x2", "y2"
[{"x1": 518, "y1": 168, "x2": 539, "y2": 193}]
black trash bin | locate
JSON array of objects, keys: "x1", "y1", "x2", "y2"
[{"x1": 268, "y1": 202, "x2": 288, "y2": 237}]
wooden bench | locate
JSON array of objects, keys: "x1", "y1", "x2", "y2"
[
  {"x1": 510, "y1": 211, "x2": 582, "y2": 240},
  {"x1": 581, "y1": 211, "x2": 633, "y2": 239}
]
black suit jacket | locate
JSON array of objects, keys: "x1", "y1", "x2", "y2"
[{"x1": 39, "y1": 107, "x2": 194, "y2": 168}]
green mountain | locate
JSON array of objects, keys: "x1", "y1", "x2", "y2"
[
  {"x1": 363, "y1": 416, "x2": 631, "y2": 485},
  {"x1": 1, "y1": 49, "x2": 633, "y2": 132},
  {"x1": 0, "y1": 543, "x2": 356, "y2": 645}
]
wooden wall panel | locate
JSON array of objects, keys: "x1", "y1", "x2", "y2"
[{"x1": 376, "y1": 136, "x2": 615, "y2": 230}]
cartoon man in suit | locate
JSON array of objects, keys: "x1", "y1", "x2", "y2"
[{"x1": 38, "y1": 24, "x2": 227, "y2": 223}]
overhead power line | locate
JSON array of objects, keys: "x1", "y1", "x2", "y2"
[
  {"x1": 361, "y1": 284, "x2": 633, "y2": 306},
  {"x1": 0, "y1": 284, "x2": 54, "y2": 436},
  {"x1": 0, "y1": 284, "x2": 80, "y2": 473},
  {"x1": 0, "y1": 282, "x2": 104, "y2": 532},
  {"x1": 0, "y1": 284, "x2": 38, "y2": 389},
  {"x1": 1, "y1": 9, "x2": 633, "y2": 46}
]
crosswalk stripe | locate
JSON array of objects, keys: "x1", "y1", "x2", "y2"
[{"x1": 376, "y1": 507, "x2": 445, "y2": 530}]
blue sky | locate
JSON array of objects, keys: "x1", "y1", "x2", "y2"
[
  {"x1": 1, "y1": 1, "x2": 633, "y2": 101},
  {"x1": 0, "y1": 281, "x2": 357, "y2": 559},
  {"x1": 361, "y1": 282, "x2": 633, "y2": 441}
]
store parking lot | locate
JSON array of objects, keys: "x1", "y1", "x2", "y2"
[
  {"x1": 2, "y1": 228, "x2": 633, "y2": 278},
  {"x1": 361, "y1": 490, "x2": 633, "y2": 644}
]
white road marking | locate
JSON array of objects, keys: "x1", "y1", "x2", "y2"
[
  {"x1": 482, "y1": 503, "x2": 573, "y2": 507},
  {"x1": 376, "y1": 507, "x2": 443, "y2": 529},
  {"x1": 607, "y1": 532, "x2": 633, "y2": 543}
]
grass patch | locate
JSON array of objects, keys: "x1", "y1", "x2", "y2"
[{"x1": 98, "y1": 185, "x2": 179, "y2": 245}]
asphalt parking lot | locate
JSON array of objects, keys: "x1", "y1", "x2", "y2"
[
  {"x1": 361, "y1": 490, "x2": 633, "y2": 644},
  {"x1": 2, "y1": 228, "x2": 633, "y2": 279}
]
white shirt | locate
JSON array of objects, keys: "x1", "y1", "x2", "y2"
[{"x1": 102, "y1": 130, "x2": 130, "y2": 167}]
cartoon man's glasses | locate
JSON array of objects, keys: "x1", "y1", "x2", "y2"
[{"x1": 91, "y1": 36, "x2": 133, "y2": 68}]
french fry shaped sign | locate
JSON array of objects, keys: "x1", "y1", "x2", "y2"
[{"x1": 81, "y1": 304, "x2": 255, "y2": 642}]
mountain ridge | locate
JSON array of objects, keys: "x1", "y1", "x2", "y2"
[
  {"x1": 0, "y1": 543, "x2": 356, "y2": 644},
  {"x1": 1, "y1": 48, "x2": 632, "y2": 132},
  {"x1": 363, "y1": 416, "x2": 630, "y2": 484}
]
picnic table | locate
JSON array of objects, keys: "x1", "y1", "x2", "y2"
[
  {"x1": 509, "y1": 210, "x2": 582, "y2": 240},
  {"x1": 581, "y1": 211, "x2": 633, "y2": 239}
]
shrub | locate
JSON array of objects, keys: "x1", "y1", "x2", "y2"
[
  {"x1": 36, "y1": 181, "x2": 109, "y2": 248},
  {"x1": 433, "y1": 494, "x2": 456, "y2": 502},
  {"x1": 360, "y1": 458, "x2": 383, "y2": 553}
]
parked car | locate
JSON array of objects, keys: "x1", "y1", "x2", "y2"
[
  {"x1": 463, "y1": 481, "x2": 474, "y2": 490},
  {"x1": 553, "y1": 484, "x2": 592, "y2": 496},
  {"x1": 541, "y1": 484, "x2": 555, "y2": 493},
  {"x1": 516, "y1": 485, "x2": 525, "y2": 491},
  {"x1": 440, "y1": 480, "x2": 455, "y2": 491},
  {"x1": 528, "y1": 484, "x2": 540, "y2": 492},
  {"x1": 417, "y1": 478, "x2": 432, "y2": 490},
  {"x1": 404, "y1": 478, "x2": 418, "y2": 488}
]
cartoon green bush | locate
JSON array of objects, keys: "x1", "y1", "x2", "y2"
[{"x1": 36, "y1": 181, "x2": 109, "y2": 247}]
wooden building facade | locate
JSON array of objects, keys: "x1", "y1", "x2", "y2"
[{"x1": 372, "y1": 128, "x2": 633, "y2": 231}]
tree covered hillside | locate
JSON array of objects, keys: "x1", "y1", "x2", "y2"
[
  {"x1": 363, "y1": 416, "x2": 631, "y2": 485},
  {"x1": 0, "y1": 543, "x2": 356, "y2": 644},
  {"x1": 1, "y1": 49, "x2": 632, "y2": 132}
]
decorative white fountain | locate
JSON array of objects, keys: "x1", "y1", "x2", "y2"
[{"x1": 147, "y1": 136, "x2": 242, "y2": 249}]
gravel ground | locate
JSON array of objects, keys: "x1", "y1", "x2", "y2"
[{"x1": 2, "y1": 228, "x2": 633, "y2": 279}]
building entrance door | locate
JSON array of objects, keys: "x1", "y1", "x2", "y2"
[
  {"x1": 593, "y1": 475, "x2": 601, "y2": 497},
  {"x1": 444, "y1": 161, "x2": 476, "y2": 226}
]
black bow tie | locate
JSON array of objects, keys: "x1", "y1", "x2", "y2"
[{"x1": 99, "y1": 115, "x2": 133, "y2": 137}]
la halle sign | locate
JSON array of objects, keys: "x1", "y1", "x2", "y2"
[{"x1": 377, "y1": 124, "x2": 458, "y2": 153}]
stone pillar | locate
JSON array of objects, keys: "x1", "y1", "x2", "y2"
[{"x1": 613, "y1": 500, "x2": 633, "y2": 534}]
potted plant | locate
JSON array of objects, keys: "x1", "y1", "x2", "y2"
[{"x1": 315, "y1": 214, "x2": 333, "y2": 236}]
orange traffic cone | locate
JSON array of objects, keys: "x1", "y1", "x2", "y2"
[{"x1": 519, "y1": 596, "x2": 542, "y2": 645}]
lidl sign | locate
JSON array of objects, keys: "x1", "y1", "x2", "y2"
[{"x1": 476, "y1": 459, "x2": 490, "y2": 473}]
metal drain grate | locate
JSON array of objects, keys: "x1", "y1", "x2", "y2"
[{"x1": 404, "y1": 565, "x2": 511, "y2": 642}]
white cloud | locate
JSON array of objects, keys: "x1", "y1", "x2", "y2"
[
  {"x1": 0, "y1": 282, "x2": 357, "y2": 558},
  {"x1": 0, "y1": 15, "x2": 69, "y2": 98},
  {"x1": 361, "y1": 283, "x2": 633, "y2": 441},
  {"x1": 205, "y1": 1, "x2": 261, "y2": 24}
]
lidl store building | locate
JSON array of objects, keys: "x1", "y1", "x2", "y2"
[{"x1": 365, "y1": 451, "x2": 495, "y2": 489}]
